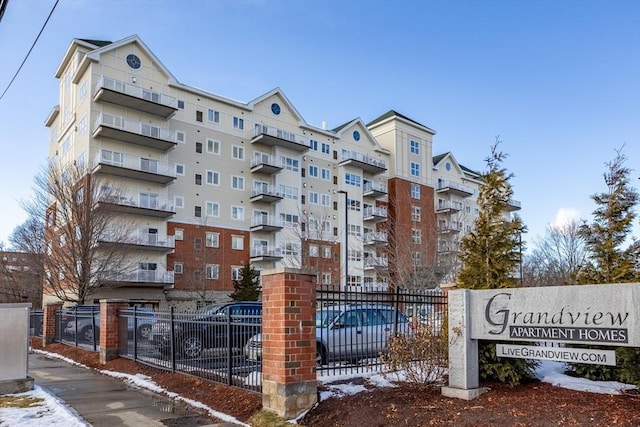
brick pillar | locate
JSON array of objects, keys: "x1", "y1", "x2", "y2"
[
  {"x1": 99, "y1": 299, "x2": 128, "y2": 364},
  {"x1": 42, "y1": 303, "x2": 63, "y2": 346},
  {"x1": 261, "y1": 267, "x2": 317, "y2": 419}
]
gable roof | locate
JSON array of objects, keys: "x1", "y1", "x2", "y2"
[
  {"x1": 367, "y1": 110, "x2": 436, "y2": 135},
  {"x1": 248, "y1": 87, "x2": 306, "y2": 124},
  {"x1": 77, "y1": 39, "x2": 112, "y2": 48}
]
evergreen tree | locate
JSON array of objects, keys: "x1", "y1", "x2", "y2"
[
  {"x1": 457, "y1": 140, "x2": 535, "y2": 386},
  {"x1": 570, "y1": 148, "x2": 640, "y2": 385},
  {"x1": 229, "y1": 264, "x2": 261, "y2": 301}
]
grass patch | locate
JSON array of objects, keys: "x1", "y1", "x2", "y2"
[
  {"x1": 0, "y1": 395, "x2": 43, "y2": 408},
  {"x1": 247, "y1": 409, "x2": 291, "y2": 426}
]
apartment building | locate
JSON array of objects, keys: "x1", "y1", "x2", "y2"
[
  {"x1": 0, "y1": 251, "x2": 43, "y2": 308},
  {"x1": 43, "y1": 35, "x2": 520, "y2": 308}
]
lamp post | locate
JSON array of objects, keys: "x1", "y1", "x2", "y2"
[{"x1": 337, "y1": 190, "x2": 348, "y2": 291}]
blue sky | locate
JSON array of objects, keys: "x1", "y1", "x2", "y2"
[{"x1": 1, "y1": 0, "x2": 638, "y2": 250}]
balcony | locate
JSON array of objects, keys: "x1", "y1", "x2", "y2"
[
  {"x1": 91, "y1": 152, "x2": 176, "y2": 184},
  {"x1": 97, "y1": 192, "x2": 175, "y2": 218},
  {"x1": 364, "y1": 256, "x2": 388, "y2": 270},
  {"x1": 438, "y1": 222, "x2": 462, "y2": 234},
  {"x1": 93, "y1": 113, "x2": 176, "y2": 151},
  {"x1": 94, "y1": 77, "x2": 177, "y2": 118},
  {"x1": 436, "y1": 200, "x2": 463, "y2": 214},
  {"x1": 363, "y1": 231, "x2": 388, "y2": 246},
  {"x1": 363, "y1": 206, "x2": 388, "y2": 222},
  {"x1": 250, "y1": 184, "x2": 283, "y2": 203},
  {"x1": 251, "y1": 125, "x2": 309, "y2": 152},
  {"x1": 98, "y1": 231, "x2": 175, "y2": 252},
  {"x1": 504, "y1": 199, "x2": 522, "y2": 212},
  {"x1": 346, "y1": 283, "x2": 388, "y2": 293},
  {"x1": 363, "y1": 181, "x2": 388, "y2": 198},
  {"x1": 250, "y1": 247, "x2": 283, "y2": 262},
  {"x1": 250, "y1": 153, "x2": 283, "y2": 175},
  {"x1": 98, "y1": 269, "x2": 174, "y2": 287},
  {"x1": 436, "y1": 180, "x2": 474, "y2": 197},
  {"x1": 339, "y1": 150, "x2": 387, "y2": 175},
  {"x1": 250, "y1": 215, "x2": 283, "y2": 232}
]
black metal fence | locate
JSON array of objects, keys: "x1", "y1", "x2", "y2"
[
  {"x1": 118, "y1": 304, "x2": 262, "y2": 393},
  {"x1": 30, "y1": 309, "x2": 44, "y2": 337},
  {"x1": 316, "y1": 287, "x2": 448, "y2": 377},
  {"x1": 55, "y1": 306, "x2": 101, "y2": 351}
]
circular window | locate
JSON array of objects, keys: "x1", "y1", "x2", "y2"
[
  {"x1": 353, "y1": 130, "x2": 361, "y2": 141},
  {"x1": 445, "y1": 162, "x2": 451, "y2": 171},
  {"x1": 271, "y1": 103, "x2": 281, "y2": 115},
  {"x1": 126, "y1": 54, "x2": 141, "y2": 70}
]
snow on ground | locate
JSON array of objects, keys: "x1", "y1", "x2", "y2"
[{"x1": 7, "y1": 350, "x2": 636, "y2": 426}]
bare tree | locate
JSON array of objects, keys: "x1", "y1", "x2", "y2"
[
  {"x1": 26, "y1": 162, "x2": 137, "y2": 304},
  {"x1": 523, "y1": 219, "x2": 587, "y2": 286},
  {"x1": 0, "y1": 243, "x2": 21, "y2": 302}
]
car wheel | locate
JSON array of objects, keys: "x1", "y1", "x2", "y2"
[
  {"x1": 181, "y1": 335, "x2": 203, "y2": 359},
  {"x1": 137, "y1": 324, "x2": 152, "y2": 340},
  {"x1": 80, "y1": 326, "x2": 98, "y2": 343},
  {"x1": 316, "y1": 343, "x2": 327, "y2": 366}
]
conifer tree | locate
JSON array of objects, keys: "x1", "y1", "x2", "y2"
[
  {"x1": 456, "y1": 140, "x2": 535, "y2": 385},
  {"x1": 229, "y1": 264, "x2": 261, "y2": 301}
]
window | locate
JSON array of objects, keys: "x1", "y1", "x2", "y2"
[
  {"x1": 206, "y1": 139, "x2": 220, "y2": 154},
  {"x1": 412, "y1": 252, "x2": 421, "y2": 266},
  {"x1": 309, "y1": 139, "x2": 318, "y2": 151},
  {"x1": 412, "y1": 228, "x2": 422, "y2": 244},
  {"x1": 206, "y1": 232, "x2": 219, "y2": 247},
  {"x1": 410, "y1": 140, "x2": 420, "y2": 155},
  {"x1": 279, "y1": 212, "x2": 299, "y2": 228},
  {"x1": 321, "y1": 194, "x2": 331, "y2": 206},
  {"x1": 206, "y1": 170, "x2": 220, "y2": 185},
  {"x1": 308, "y1": 191, "x2": 319, "y2": 204},
  {"x1": 322, "y1": 246, "x2": 331, "y2": 258},
  {"x1": 174, "y1": 229, "x2": 184, "y2": 240},
  {"x1": 206, "y1": 264, "x2": 219, "y2": 279},
  {"x1": 233, "y1": 116, "x2": 244, "y2": 130},
  {"x1": 347, "y1": 199, "x2": 361, "y2": 211},
  {"x1": 175, "y1": 164, "x2": 185, "y2": 175},
  {"x1": 279, "y1": 184, "x2": 299, "y2": 200},
  {"x1": 348, "y1": 224, "x2": 361, "y2": 236},
  {"x1": 196, "y1": 110, "x2": 203, "y2": 122},
  {"x1": 206, "y1": 201, "x2": 220, "y2": 217},
  {"x1": 62, "y1": 135, "x2": 71, "y2": 154},
  {"x1": 195, "y1": 174, "x2": 202, "y2": 185},
  {"x1": 281, "y1": 156, "x2": 299, "y2": 172},
  {"x1": 78, "y1": 115, "x2": 87, "y2": 136},
  {"x1": 321, "y1": 168, "x2": 331, "y2": 181},
  {"x1": 194, "y1": 238, "x2": 202, "y2": 249},
  {"x1": 174, "y1": 262, "x2": 183, "y2": 274},
  {"x1": 411, "y1": 161, "x2": 420, "y2": 177},
  {"x1": 231, "y1": 266, "x2": 242, "y2": 280},
  {"x1": 232, "y1": 235, "x2": 244, "y2": 250},
  {"x1": 176, "y1": 131, "x2": 186, "y2": 144},
  {"x1": 412, "y1": 206, "x2": 421, "y2": 222},
  {"x1": 79, "y1": 80, "x2": 87, "y2": 101},
  {"x1": 196, "y1": 142, "x2": 203, "y2": 153},
  {"x1": 348, "y1": 250, "x2": 362, "y2": 261},
  {"x1": 309, "y1": 165, "x2": 318, "y2": 177},
  {"x1": 282, "y1": 243, "x2": 299, "y2": 256},
  {"x1": 321, "y1": 273, "x2": 331, "y2": 285},
  {"x1": 178, "y1": 100, "x2": 185, "y2": 109},
  {"x1": 208, "y1": 109, "x2": 220, "y2": 123},
  {"x1": 232, "y1": 145, "x2": 244, "y2": 160},
  {"x1": 232, "y1": 176, "x2": 244, "y2": 190},
  {"x1": 344, "y1": 173, "x2": 361, "y2": 187},
  {"x1": 309, "y1": 245, "x2": 319, "y2": 257},
  {"x1": 195, "y1": 206, "x2": 202, "y2": 217},
  {"x1": 321, "y1": 143, "x2": 330, "y2": 154},
  {"x1": 411, "y1": 184, "x2": 420, "y2": 199},
  {"x1": 231, "y1": 206, "x2": 244, "y2": 220},
  {"x1": 175, "y1": 196, "x2": 184, "y2": 209}
]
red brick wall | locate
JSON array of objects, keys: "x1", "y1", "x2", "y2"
[{"x1": 42, "y1": 303, "x2": 62, "y2": 346}]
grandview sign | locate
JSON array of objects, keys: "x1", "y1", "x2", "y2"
[{"x1": 469, "y1": 283, "x2": 640, "y2": 347}]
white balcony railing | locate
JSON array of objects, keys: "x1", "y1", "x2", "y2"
[
  {"x1": 437, "y1": 200, "x2": 464, "y2": 211},
  {"x1": 250, "y1": 247, "x2": 282, "y2": 258},
  {"x1": 437, "y1": 180, "x2": 474, "y2": 194},
  {"x1": 93, "y1": 151, "x2": 175, "y2": 177},
  {"x1": 251, "y1": 215, "x2": 283, "y2": 228},
  {"x1": 346, "y1": 283, "x2": 389, "y2": 293},
  {"x1": 340, "y1": 150, "x2": 387, "y2": 169},
  {"x1": 363, "y1": 206, "x2": 388, "y2": 218},
  {"x1": 363, "y1": 231, "x2": 388, "y2": 245},
  {"x1": 100, "y1": 231, "x2": 175, "y2": 249},
  {"x1": 96, "y1": 76, "x2": 178, "y2": 108},
  {"x1": 98, "y1": 191, "x2": 174, "y2": 212},
  {"x1": 94, "y1": 113, "x2": 175, "y2": 142},
  {"x1": 100, "y1": 269, "x2": 174, "y2": 284},
  {"x1": 251, "y1": 184, "x2": 282, "y2": 198},
  {"x1": 252, "y1": 125, "x2": 310, "y2": 147},
  {"x1": 363, "y1": 181, "x2": 388, "y2": 194},
  {"x1": 251, "y1": 153, "x2": 282, "y2": 169},
  {"x1": 364, "y1": 257, "x2": 388, "y2": 268}
]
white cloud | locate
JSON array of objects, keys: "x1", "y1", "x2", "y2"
[{"x1": 551, "y1": 208, "x2": 581, "y2": 229}]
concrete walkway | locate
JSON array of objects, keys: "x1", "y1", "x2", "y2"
[{"x1": 28, "y1": 352, "x2": 241, "y2": 427}]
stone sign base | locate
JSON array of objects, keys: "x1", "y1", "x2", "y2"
[
  {"x1": 0, "y1": 376, "x2": 34, "y2": 395},
  {"x1": 441, "y1": 386, "x2": 489, "y2": 400},
  {"x1": 262, "y1": 379, "x2": 317, "y2": 419}
]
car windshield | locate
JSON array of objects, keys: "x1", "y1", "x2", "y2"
[
  {"x1": 316, "y1": 309, "x2": 340, "y2": 327},
  {"x1": 195, "y1": 304, "x2": 226, "y2": 316}
]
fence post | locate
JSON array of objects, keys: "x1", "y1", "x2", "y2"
[
  {"x1": 261, "y1": 267, "x2": 317, "y2": 419},
  {"x1": 42, "y1": 303, "x2": 62, "y2": 346},
  {"x1": 99, "y1": 299, "x2": 128, "y2": 364}
]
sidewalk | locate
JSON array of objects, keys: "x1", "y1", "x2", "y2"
[{"x1": 28, "y1": 352, "x2": 240, "y2": 427}]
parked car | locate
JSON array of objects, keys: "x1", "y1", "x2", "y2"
[
  {"x1": 62, "y1": 305, "x2": 156, "y2": 342},
  {"x1": 150, "y1": 301, "x2": 262, "y2": 359},
  {"x1": 244, "y1": 303, "x2": 410, "y2": 365}
]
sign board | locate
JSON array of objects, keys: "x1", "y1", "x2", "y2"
[
  {"x1": 469, "y1": 283, "x2": 640, "y2": 347},
  {"x1": 496, "y1": 344, "x2": 616, "y2": 366}
]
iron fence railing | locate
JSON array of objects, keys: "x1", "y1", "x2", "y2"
[
  {"x1": 119, "y1": 304, "x2": 262, "y2": 393},
  {"x1": 55, "y1": 306, "x2": 101, "y2": 352},
  {"x1": 29, "y1": 309, "x2": 44, "y2": 337}
]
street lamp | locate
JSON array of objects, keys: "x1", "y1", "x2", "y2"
[{"x1": 337, "y1": 190, "x2": 348, "y2": 290}]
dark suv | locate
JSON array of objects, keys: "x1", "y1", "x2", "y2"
[{"x1": 150, "y1": 301, "x2": 261, "y2": 359}]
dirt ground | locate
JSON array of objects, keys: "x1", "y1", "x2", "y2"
[{"x1": 32, "y1": 340, "x2": 640, "y2": 426}]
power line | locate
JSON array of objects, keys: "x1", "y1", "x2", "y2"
[{"x1": 0, "y1": 0, "x2": 59, "y2": 102}]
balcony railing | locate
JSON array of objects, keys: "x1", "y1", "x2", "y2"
[
  {"x1": 99, "y1": 269, "x2": 174, "y2": 285},
  {"x1": 505, "y1": 199, "x2": 522, "y2": 212},
  {"x1": 93, "y1": 113, "x2": 176, "y2": 151},
  {"x1": 363, "y1": 231, "x2": 388, "y2": 245},
  {"x1": 436, "y1": 180, "x2": 474, "y2": 197},
  {"x1": 94, "y1": 76, "x2": 177, "y2": 118},
  {"x1": 436, "y1": 200, "x2": 464, "y2": 212},
  {"x1": 438, "y1": 222, "x2": 462, "y2": 233},
  {"x1": 99, "y1": 231, "x2": 175, "y2": 250},
  {"x1": 251, "y1": 125, "x2": 310, "y2": 152},
  {"x1": 363, "y1": 181, "x2": 388, "y2": 196},
  {"x1": 250, "y1": 184, "x2": 283, "y2": 203},
  {"x1": 251, "y1": 153, "x2": 283, "y2": 172},
  {"x1": 250, "y1": 247, "x2": 283, "y2": 259},
  {"x1": 346, "y1": 283, "x2": 389, "y2": 293},
  {"x1": 97, "y1": 191, "x2": 175, "y2": 218},
  {"x1": 340, "y1": 150, "x2": 387, "y2": 174},
  {"x1": 92, "y1": 152, "x2": 175, "y2": 184},
  {"x1": 250, "y1": 215, "x2": 283, "y2": 231},
  {"x1": 363, "y1": 206, "x2": 388, "y2": 221},
  {"x1": 364, "y1": 257, "x2": 389, "y2": 269}
]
